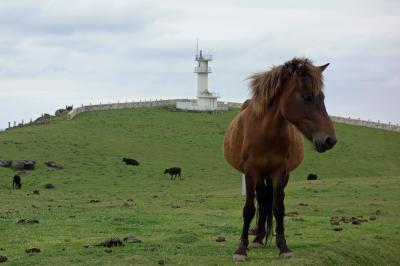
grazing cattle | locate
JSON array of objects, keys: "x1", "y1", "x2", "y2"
[
  {"x1": 122, "y1": 158, "x2": 139, "y2": 166},
  {"x1": 224, "y1": 58, "x2": 336, "y2": 261},
  {"x1": 164, "y1": 167, "x2": 181, "y2": 180},
  {"x1": 13, "y1": 175, "x2": 21, "y2": 189},
  {"x1": 307, "y1": 173, "x2": 318, "y2": 180}
]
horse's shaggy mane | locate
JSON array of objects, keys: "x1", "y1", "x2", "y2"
[{"x1": 249, "y1": 57, "x2": 324, "y2": 115}]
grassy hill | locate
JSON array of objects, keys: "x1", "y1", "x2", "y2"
[{"x1": 0, "y1": 107, "x2": 399, "y2": 265}]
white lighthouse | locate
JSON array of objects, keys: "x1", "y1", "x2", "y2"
[{"x1": 176, "y1": 48, "x2": 226, "y2": 111}]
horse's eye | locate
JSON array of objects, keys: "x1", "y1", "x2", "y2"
[{"x1": 302, "y1": 94, "x2": 313, "y2": 102}]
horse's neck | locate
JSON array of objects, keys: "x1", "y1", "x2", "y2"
[{"x1": 252, "y1": 102, "x2": 291, "y2": 143}]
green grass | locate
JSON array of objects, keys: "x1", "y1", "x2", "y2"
[{"x1": 0, "y1": 107, "x2": 399, "y2": 265}]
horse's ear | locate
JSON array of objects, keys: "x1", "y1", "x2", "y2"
[{"x1": 319, "y1": 63, "x2": 329, "y2": 72}]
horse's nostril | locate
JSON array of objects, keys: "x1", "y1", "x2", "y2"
[{"x1": 324, "y1": 136, "x2": 337, "y2": 148}]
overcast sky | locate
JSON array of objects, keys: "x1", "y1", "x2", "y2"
[{"x1": 0, "y1": 0, "x2": 399, "y2": 128}]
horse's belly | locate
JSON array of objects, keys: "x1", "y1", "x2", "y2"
[{"x1": 223, "y1": 115, "x2": 245, "y2": 173}]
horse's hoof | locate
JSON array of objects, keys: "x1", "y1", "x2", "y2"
[
  {"x1": 279, "y1": 251, "x2": 294, "y2": 259},
  {"x1": 233, "y1": 254, "x2": 247, "y2": 262},
  {"x1": 250, "y1": 241, "x2": 264, "y2": 248}
]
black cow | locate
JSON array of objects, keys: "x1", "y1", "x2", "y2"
[
  {"x1": 13, "y1": 175, "x2": 21, "y2": 189},
  {"x1": 122, "y1": 158, "x2": 139, "y2": 166},
  {"x1": 307, "y1": 173, "x2": 318, "y2": 180},
  {"x1": 164, "y1": 167, "x2": 181, "y2": 180}
]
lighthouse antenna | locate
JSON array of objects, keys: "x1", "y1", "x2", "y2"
[{"x1": 196, "y1": 38, "x2": 199, "y2": 57}]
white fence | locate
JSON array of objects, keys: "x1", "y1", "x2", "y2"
[
  {"x1": 330, "y1": 116, "x2": 400, "y2": 132},
  {"x1": 67, "y1": 99, "x2": 193, "y2": 120}
]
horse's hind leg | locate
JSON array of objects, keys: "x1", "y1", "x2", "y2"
[
  {"x1": 272, "y1": 173, "x2": 292, "y2": 258},
  {"x1": 251, "y1": 179, "x2": 267, "y2": 247},
  {"x1": 233, "y1": 171, "x2": 257, "y2": 262}
]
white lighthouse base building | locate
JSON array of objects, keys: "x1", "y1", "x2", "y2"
[{"x1": 176, "y1": 95, "x2": 227, "y2": 111}]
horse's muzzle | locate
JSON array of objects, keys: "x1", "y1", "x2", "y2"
[{"x1": 313, "y1": 134, "x2": 337, "y2": 153}]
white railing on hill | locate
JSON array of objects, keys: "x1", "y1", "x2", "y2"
[
  {"x1": 67, "y1": 99, "x2": 194, "y2": 120},
  {"x1": 330, "y1": 116, "x2": 400, "y2": 132}
]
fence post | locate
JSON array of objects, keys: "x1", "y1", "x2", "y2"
[{"x1": 8, "y1": 122, "x2": 10, "y2": 128}]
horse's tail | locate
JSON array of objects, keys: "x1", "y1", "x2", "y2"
[{"x1": 265, "y1": 178, "x2": 274, "y2": 244}]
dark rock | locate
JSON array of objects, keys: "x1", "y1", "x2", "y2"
[
  {"x1": 33, "y1": 190, "x2": 40, "y2": 195},
  {"x1": 98, "y1": 237, "x2": 123, "y2": 248},
  {"x1": 17, "y1": 219, "x2": 39, "y2": 224},
  {"x1": 285, "y1": 211, "x2": 298, "y2": 217},
  {"x1": 158, "y1": 259, "x2": 165, "y2": 265},
  {"x1": 45, "y1": 161, "x2": 64, "y2": 169},
  {"x1": 215, "y1": 236, "x2": 226, "y2": 242},
  {"x1": 89, "y1": 199, "x2": 101, "y2": 203},
  {"x1": 104, "y1": 249, "x2": 112, "y2": 253},
  {"x1": 11, "y1": 161, "x2": 25, "y2": 171},
  {"x1": 45, "y1": 184, "x2": 55, "y2": 189},
  {"x1": 307, "y1": 173, "x2": 318, "y2": 180},
  {"x1": 123, "y1": 235, "x2": 142, "y2": 243},
  {"x1": 0, "y1": 160, "x2": 12, "y2": 168},
  {"x1": 369, "y1": 216, "x2": 376, "y2": 220},
  {"x1": 23, "y1": 161, "x2": 35, "y2": 170},
  {"x1": 333, "y1": 227, "x2": 343, "y2": 232},
  {"x1": 25, "y1": 247, "x2": 41, "y2": 253},
  {"x1": 0, "y1": 255, "x2": 7, "y2": 263}
]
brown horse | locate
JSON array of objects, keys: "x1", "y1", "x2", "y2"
[{"x1": 223, "y1": 57, "x2": 337, "y2": 261}]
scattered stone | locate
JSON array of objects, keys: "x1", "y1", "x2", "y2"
[
  {"x1": 45, "y1": 161, "x2": 64, "y2": 169},
  {"x1": 307, "y1": 173, "x2": 318, "y2": 180},
  {"x1": 170, "y1": 203, "x2": 180, "y2": 209},
  {"x1": 17, "y1": 219, "x2": 39, "y2": 224},
  {"x1": 89, "y1": 199, "x2": 101, "y2": 203},
  {"x1": 83, "y1": 244, "x2": 93, "y2": 248},
  {"x1": 98, "y1": 237, "x2": 123, "y2": 248},
  {"x1": 369, "y1": 216, "x2": 376, "y2": 220},
  {"x1": 285, "y1": 211, "x2": 298, "y2": 217},
  {"x1": 158, "y1": 259, "x2": 165, "y2": 265},
  {"x1": 122, "y1": 202, "x2": 132, "y2": 208},
  {"x1": 25, "y1": 247, "x2": 41, "y2": 253},
  {"x1": 123, "y1": 235, "x2": 142, "y2": 243},
  {"x1": 127, "y1": 198, "x2": 134, "y2": 202},
  {"x1": 104, "y1": 249, "x2": 112, "y2": 253},
  {"x1": 375, "y1": 210, "x2": 381, "y2": 215},
  {"x1": 11, "y1": 161, "x2": 25, "y2": 171},
  {"x1": 299, "y1": 203, "x2": 308, "y2": 206},
  {"x1": 0, "y1": 255, "x2": 7, "y2": 263},
  {"x1": 333, "y1": 227, "x2": 343, "y2": 232},
  {"x1": 31, "y1": 205, "x2": 39, "y2": 209},
  {"x1": 45, "y1": 183, "x2": 55, "y2": 189},
  {"x1": 23, "y1": 161, "x2": 35, "y2": 170},
  {"x1": 0, "y1": 160, "x2": 12, "y2": 168},
  {"x1": 33, "y1": 190, "x2": 40, "y2": 195},
  {"x1": 215, "y1": 236, "x2": 226, "y2": 242},
  {"x1": 351, "y1": 219, "x2": 361, "y2": 225}
]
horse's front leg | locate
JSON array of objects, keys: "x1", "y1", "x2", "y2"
[
  {"x1": 251, "y1": 179, "x2": 268, "y2": 247},
  {"x1": 233, "y1": 171, "x2": 257, "y2": 262},
  {"x1": 272, "y1": 171, "x2": 293, "y2": 258}
]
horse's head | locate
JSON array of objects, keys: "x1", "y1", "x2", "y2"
[
  {"x1": 250, "y1": 58, "x2": 337, "y2": 153},
  {"x1": 280, "y1": 59, "x2": 336, "y2": 152}
]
